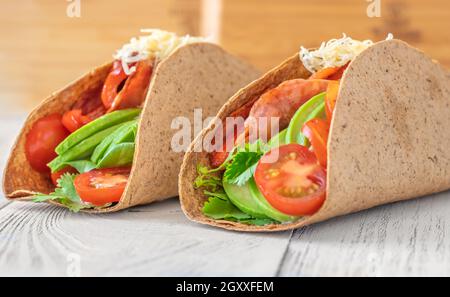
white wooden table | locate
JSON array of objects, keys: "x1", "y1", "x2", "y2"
[{"x1": 1, "y1": 116, "x2": 450, "y2": 277}]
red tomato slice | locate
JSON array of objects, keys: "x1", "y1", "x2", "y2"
[
  {"x1": 51, "y1": 166, "x2": 78, "y2": 186},
  {"x1": 62, "y1": 109, "x2": 91, "y2": 133},
  {"x1": 254, "y1": 144, "x2": 326, "y2": 216},
  {"x1": 74, "y1": 168, "x2": 131, "y2": 206},
  {"x1": 325, "y1": 80, "x2": 340, "y2": 122},
  {"x1": 302, "y1": 118, "x2": 330, "y2": 168},
  {"x1": 25, "y1": 114, "x2": 70, "y2": 173}
]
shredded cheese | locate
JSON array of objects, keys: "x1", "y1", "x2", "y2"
[
  {"x1": 300, "y1": 33, "x2": 393, "y2": 73},
  {"x1": 114, "y1": 29, "x2": 208, "y2": 75}
]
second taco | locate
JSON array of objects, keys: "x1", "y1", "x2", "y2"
[{"x1": 179, "y1": 34, "x2": 450, "y2": 231}]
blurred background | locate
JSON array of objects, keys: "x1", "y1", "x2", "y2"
[{"x1": 0, "y1": 0, "x2": 448, "y2": 112}]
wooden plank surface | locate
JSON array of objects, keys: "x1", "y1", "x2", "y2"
[
  {"x1": 0, "y1": 200, "x2": 291, "y2": 277},
  {"x1": 279, "y1": 190, "x2": 450, "y2": 276}
]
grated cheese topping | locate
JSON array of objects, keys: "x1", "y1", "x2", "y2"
[
  {"x1": 300, "y1": 33, "x2": 393, "y2": 73},
  {"x1": 114, "y1": 29, "x2": 208, "y2": 75}
]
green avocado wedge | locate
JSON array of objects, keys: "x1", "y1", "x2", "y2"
[
  {"x1": 91, "y1": 120, "x2": 138, "y2": 164},
  {"x1": 48, "y1": 122, "x2": 126, "y2": 173},
  {"x1": 286, "y1": 92, "x2": 326, "y2": 145},
  {"x1": 55, "y1": 108, "x2": 141, "y2": 155},
  {"x1": 223, "y1": 180, "x2": 270, "y2": 219},
  {"x1": 248, "y1": 178, "x2": 298, "y2": 223},
  {"x1": 96, "y1": 142, "x2": 135, "y2": 168}
]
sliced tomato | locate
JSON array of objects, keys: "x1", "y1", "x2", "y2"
[
  {"x1": 51, "y1": 166, "x2": 78, "y2": 186},
  {"x1": 101, "y1": 60, "x2": 129, "y2": 110},
  {"x1": 73, "y1": 167, "x2": 131, "y2": 206},
  {"x1": 62, "y1": 109, "x2": 90, "y2": 133},
  {"x1": 325, "y1": 81, "x2": 340, "y2": 122},
  {"x1": 254, "y1": 144, "x2": 326, "y2": 216},
  {"x1": 25, "y1": 114, "x2": 70, "y2": 173},
  {"x1": 302, "y1": 118, "x2": 329, "y2": 168}
]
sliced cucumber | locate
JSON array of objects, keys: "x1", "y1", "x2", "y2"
[{"x1": 286, "y1": 92, "x2": 326, "y2": 145}]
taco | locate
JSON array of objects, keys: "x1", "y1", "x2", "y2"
[
  {"x1": 3, "y1": 29, "x2": 260, "y2": 212},
  {"x1": 179, "y1": 34, "x2": 450, "y2": 231}
]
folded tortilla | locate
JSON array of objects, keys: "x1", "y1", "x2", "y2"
[
  {"x1": 3, "y1": 42, "x2": 260, "y2": 212},
  {"x1": 179, "y1": 39, "x2": 450, "y2": 231}
]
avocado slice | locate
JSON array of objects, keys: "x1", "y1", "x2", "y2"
[
  {"x1": 286, "y1": 92, "x2": 326, "y2": 145},
  {"x1": 248, "y1": 178, "x2": 298, "y2": 223},
  {"x1": 55, "y1": 108, "x2": 141, "y2": 155},
  {"x1": 91, "y1": 120, "x2": 138, "y2": 164},
  {"x1": 223, "y1": 180, "x2": 270, "y2": 219},
  {"x1": 48, "y1": 122, "x2": 126, "y2": 172},
  {"x1": 96, "y1": 142, "x2": 135, "y2": 169}
]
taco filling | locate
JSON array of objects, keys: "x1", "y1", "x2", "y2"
[
  {"x1": 27, "y1": 30, "x2": 205, "y2": 211},
  {"x1": 195, "y1": 34, "x2": 393, "y2": 226}
]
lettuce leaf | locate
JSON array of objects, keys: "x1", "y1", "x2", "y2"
[{"x1": 223, "y1": 140, "x2": 267, "y2": 186}]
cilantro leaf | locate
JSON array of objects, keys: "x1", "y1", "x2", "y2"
[
  {"x1": 195, "y1": 140, "x2": 276, "y2": 226},
  {"x1": 194, "y1": 164, "x2": 223, "y2": 192},
  {"x1": 223, "y1": 140, "x2": 268, "y2": 186},
  {"x1": 223, "y1": 152, "x2": 261, "y2": 186},
  {"x1": 32, "y1": 173, "x2": 90, "y2": 212}
]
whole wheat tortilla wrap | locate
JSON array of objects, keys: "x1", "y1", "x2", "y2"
[
  {"x1": 179, "y1": 39, "x2": 450, "y2": 231},
  {"x1": 3, "y1": 31, "x2": 260, "y2": 212}
]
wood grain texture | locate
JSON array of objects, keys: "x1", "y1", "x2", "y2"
[
  {"x1": 221, "y1": 0, "x2": 450, "y2": 71},
  {"x1": 279, "y1": 190, "x2": 450, "y2": 276},
  {"x1": 1, "y1": 0, "x2": 449, "y2": 111},
  {"x1": 0, "y1": 200, "x2": 291, "y2": 276}
]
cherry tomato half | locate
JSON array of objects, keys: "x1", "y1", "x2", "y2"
[
  {"x1": 73, "y1": 167, "x2": 131, "y2": 206},
  {"x1": 302, "y1": 118, "x2": 330, "y2": 168},
  {"x1": 25, "y1": 114, "x2": 70, "y2": 173},
  {"x1": 254, "y1": 144, "x2": 326, "y2": 216},
  {"x1": 51, "y1": 166, "x2": 78, "y2": 186}
]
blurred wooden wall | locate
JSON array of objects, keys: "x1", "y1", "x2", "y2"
[{"x1": 0, "y1": 0, "x2": 448, "y2": 111}]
